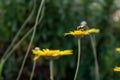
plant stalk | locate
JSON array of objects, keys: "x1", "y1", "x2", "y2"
[
  {"x1": 16, "y1": 0, "x2": 45, "y2": 80},
  {"x1": 90, "y1": 35, "x2": 99, "y2": 80},
  {"x1": 1, "y1": 0, "x2": 36, "y2": 60},
  {"x1": 50, "y1": 60, "x2": 54, "y2": 80},
  {"x1": 30, "y1": 61, "x2": 36, "y2": 80},
  {"x1": 74, "y1": 38, "x2": 81, "y2": 80}
]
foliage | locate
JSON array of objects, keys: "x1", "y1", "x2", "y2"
[{"x1": 0, "y1": 0, "x2": 119, "y2": 80}]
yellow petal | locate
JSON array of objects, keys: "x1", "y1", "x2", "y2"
[
  {"x1": 64, "y1": 33, "x2": 71, "y2": 36},
  {"x1": 33, "y1": 55, "x2": 40, "y2": 61},
  {"x1": 32, "y1": 49, "x2": 44, "y2": 55},
  {"x1": 52, "y1": 53, "x2": 59, "y2": 56},
  {"x1": 113, "y1": 67, "x2": 120, "y2": 71},
  {"x1": 86, "y1": 28, "x2": 100, "y2": 34},
  {"x1": 60, "y1": 50, "x2": 73, "y2": 55},
  {"x1": 32, "y1": 50, "x2": 38, "y2": 54}
]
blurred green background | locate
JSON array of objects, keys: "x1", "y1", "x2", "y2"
[{"x1": 0, "y1": 0, "x2": 120, "y2": 80}]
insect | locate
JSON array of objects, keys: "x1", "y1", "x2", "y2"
[{"x1": 77, "y1": 21, "x2": 87, "y2": 31}]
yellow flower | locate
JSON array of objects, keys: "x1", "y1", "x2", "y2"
[
  {"x1": 86, "y1": 28, "x2": 100, "y2": 34},
  {"x1": 64, "y1": 28, "x2": 99, "y2": 37},
  {"x1": 116, "y1": 48, "x2": 120, "y2": 52},
  {"x1": 64, "y1": 30, "x2": 89, "y2": 36},
  {"x1": 32, "y1": 49, "x2": 73, "y2": 61},
  {"x1": 113, "y1": 66, "x2": 120, "y2": 72}
]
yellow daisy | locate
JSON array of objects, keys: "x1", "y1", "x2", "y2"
[
  {"x1": 64, "y1": 30, "x2": 89, "y2": 36},
  {"x1": 64, "y1": 28, "x2": 99, "y2": 37},
  {"x1": 32, "y1": 49, "x2": 73, "y2": 61}
]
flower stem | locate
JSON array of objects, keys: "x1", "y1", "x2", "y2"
[
  {"x1": 90, "y1": 35, "x2": 99, "y2": 80},
  {"x1": 3, "y1": 3, "x2": 44, "y2": 63},
  {"x1": 16, "y1": 0, "x2": 45, "y2": 80},
  {"x1": 1, "y1": 0, "x2": 36, "y2": 60},
  {"x1": 30, "y1": 61, "x2": 36, "y2": 80},
  {"x1": 49, "y1": 60, "x2": 54, "y2": 80},
  {"x1": 74, "y1": 38, "x2": 81, "y2": 80}
]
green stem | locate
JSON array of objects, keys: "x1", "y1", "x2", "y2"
[
  {"x1": 90, "y1": 35, "x2": 99, "y2": 80},
  {"x1": 30, "y1": 61, "x2": 36, "y2": 80},
  {"x1": 1, "y1": 0, "x2": 36, "y2": 60},
  {"x1": 16, "y1": 0, "x2": 45, "y2": 80},
  {"x1": 3, "y1": 4, "x2": 44, "y2": 62},
  {"x1": 74, "y1": 38, "x2": 81, "y2": 80},
  {"x1": 49, "y1": 60, "x2": 54, "y2": 80},
  {"x1": 4, "y1": 27, "x2": 33, "y2": 62}
]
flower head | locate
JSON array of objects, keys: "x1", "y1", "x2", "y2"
[
  {"x1": 64, "y1": 30, "x2": 89, "y2": 36},
  {"x1": 32, "y1": 49, "x2": 73, "y2": 61},
  {"x1": 113, "y1": 66, "x2": 120, "y2": 72},
  {"x1": 64, "y1": 28, "x2": 99, "y2": 37},
  {"x1": 116, "y1": 48, "x2": 120, "y2": 53}
]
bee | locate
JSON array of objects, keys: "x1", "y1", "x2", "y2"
[{"x1": 77, "y1": 21, "x2": 87, "y2": 31}]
